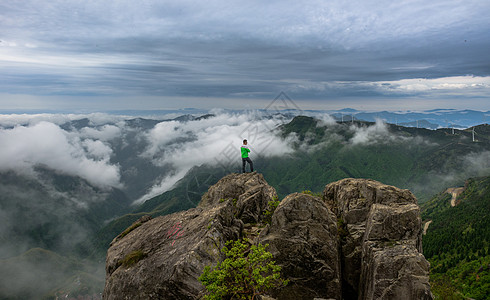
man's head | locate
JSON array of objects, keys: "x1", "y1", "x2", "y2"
[{"x1": 243, "y1": 139, "x2": 247, "y2": 145}]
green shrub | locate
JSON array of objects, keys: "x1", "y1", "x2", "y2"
[
  {"x1": 262, "y1": 198, "x2": 280, "y2": 225},
  {"x1": 301, "y1": 190, "x2": 322, "y2": 197},
  {"x1": 199, "y1": 239, "x2": 287, "y2": 300}
]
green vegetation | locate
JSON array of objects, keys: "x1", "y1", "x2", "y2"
[
  {"x1": 337, "y1": 218, "x2": 348, "y2": 241},
  {"x1": 259, "y1": 120, "x2": 490, "y2": 202},
  {"x1": 199, "y1": 239, "x2": 287, "y2": 300},
  {"x1": 118, "y1": 222, "x2": 142, "y2": 239},
  {"x1": 422, "y1": 176, "x2": 490, "y2": 299},
  {"x1": 90, "y1": 119, "x2": 490, "y2": 298},
  {"x1": 95, "y1": 119, "x2": 490, "y2": 260},
  {"x1": 262, "y1": 196, "x2": 280, "y2": 224},
  {"x1": 119, "y1": 250, "x2": 147, "y2": 268},
  {"x1": 301, "y1": 190, "x2": 322, "y2": 197}
]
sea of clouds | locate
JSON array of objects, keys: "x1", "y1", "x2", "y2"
[{"x1": 0, "y1": 112, "x2": 299, "y2": 203}]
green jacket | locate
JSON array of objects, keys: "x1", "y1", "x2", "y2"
[{"x1": 241, "y1": 145, "x2": 250, "y2": 158}]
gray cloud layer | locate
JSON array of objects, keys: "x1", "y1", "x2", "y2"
[{"x1": 1, "y1": 1, "x2": 489, "y2": 110}]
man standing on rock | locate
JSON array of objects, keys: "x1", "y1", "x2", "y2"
[{"x1": 241, "y1": 139, "x2": 254, "y2": 173}]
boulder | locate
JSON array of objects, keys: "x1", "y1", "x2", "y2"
[
  {"x1": 200, "y1": 172, "x2": 277, "y2": 224},
  {"x1": 104, "y1": 175, "x2": 433, "y2": 300},
  {"x1": 359, "y1": 241, "x2": 433, "y2": 300},
  {"x1": 104, "y1": 172, "x2": 277, "y2": 299},
  {"x1": 260, "y1": 193, "x2": 342, "y2": 300},
  {"x1": 323, "y1": 178, "x2": 432, "y2": 300},
  {"x1": 103, "y1": 202, "x2": 242, "y2": 300}
]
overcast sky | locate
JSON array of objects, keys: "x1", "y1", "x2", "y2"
[{"x1": 1, "y1": 0, "x2": 489, "y2": 112}]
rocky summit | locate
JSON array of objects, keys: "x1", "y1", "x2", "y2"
[{"x1": 103, "y1": 173, "x2": 433, "y2": 300}]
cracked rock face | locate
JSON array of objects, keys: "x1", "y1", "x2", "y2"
[
  {"x1": 104, "y1": 175, "x2": 433, "y2": 300},
  {"x1": 200, "y1": 172, "x2": 277, "y2": 224},
  {"x1": 323, "y1": 178, "x2": 432, "y2": 300},
  {"x1": 104, "y1": 172, "x2": 274, "y2": 300},
  {"x1": 259, "y1": 193, "x2": 342, "y2": 300}
]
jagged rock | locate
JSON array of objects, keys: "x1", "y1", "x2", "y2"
[
  {"x1": 260, "y1": 193, "x2": 341, "y2": 300},
  {"x1": 359, "y1": 241, "x2": 432, "y2": 300},
  {"x1": 103, "y1": 202, "x2": 242, "y2": 299},
  {"x1": 323, "y1": 178, "x2": 432, "y2": 300},
  {"x1": 200, "y1": 172, "x2": 277, "y2": 223},
  {"x1": 104, "y1": 172, "x2": 277, "y2": 299},
  {"x1": 104, "y1": 175, "x2": 433, "y2": 300}
]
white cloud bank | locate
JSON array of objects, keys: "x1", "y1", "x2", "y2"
[
  {"x1": 373, "y1": 76, "x2": 490, "y2": 94},
  {"x1": 0, "y1": 121, "x2": 121, "y2": 188},
  {"x1": 349, "y1": 119, "x2": 391, "y2": 145},
  {"x1": 136, "y1": 112, "x2": 296, "y2": 202}
]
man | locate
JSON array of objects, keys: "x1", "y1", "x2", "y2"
[{"x1": 241, "y1": 139, "x2": 254, "y2": 173}]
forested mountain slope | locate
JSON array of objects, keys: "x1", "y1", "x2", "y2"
[{"x1": 422, "y1": 176, "x2": 490, "y2": 299}]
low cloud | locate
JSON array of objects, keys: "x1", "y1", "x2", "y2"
[
  {"x1": 0, "y1": 121, "x2": 121, "y2": 188},
  {"x1": 136, "y1": 112, "x2": 296, "y2": 202},
  {"x1": 79, "y1": 124, "x2": 122, "y2": 141},
  {"x1": 0, "y1": 113, "x2": 132, "y2": 128},
  {"x1": 349, "y1": 119, "x2": 391, "y2": 145},
  {"x1": 463, "y1": 151, "x2": 490, "y2": 177}
]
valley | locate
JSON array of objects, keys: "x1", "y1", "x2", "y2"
[{"x1": 0, "y1": 112, "x2": 489, "y2": 299}]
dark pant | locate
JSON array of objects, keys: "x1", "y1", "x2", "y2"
[{"x1": 242, "y1": 157, "x2": 253, "y2": 173}]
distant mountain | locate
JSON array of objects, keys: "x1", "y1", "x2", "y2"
[
  {"x1": 399, "y1": 119, "x2": 439, "y2": 129},
  {"x1": 1, "y1": 112, "x2": 490, "y2": 299},
  {"x1": 345, "y1": 109, "x2": 489, "y2": 129},
  {"x1": 94, "y1": 117, "x2": 490, "y2": 262},
  {"x1": 421, "y1": 176, "x2": 490, "y2": 300}
]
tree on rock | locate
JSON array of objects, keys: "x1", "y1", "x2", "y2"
[{"x1": 199, "y1": 239, "x2": 287, "y2": 300}]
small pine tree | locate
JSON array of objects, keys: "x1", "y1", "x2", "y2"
[{"x1": 199, "y1": 239, "x2": 287, "y2": 300}]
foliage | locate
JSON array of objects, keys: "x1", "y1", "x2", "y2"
[
  {"x1": 337, "y1": 218, "x2": 348, "y2": 241},
  {"x1": 118, "y1": 222, "x2": 142, "y2": 239},
  {"x1": 119, "y1": 250, "x2": 147, "y2": 267},
  {"x1": 262, "y1": 196, "x2": 280, "y2": 225},
  {"x1": 422, "y1": 176, "x2": 490, "y2": 299},
  {"x1": 264, "y1": 119, "x2": 490, "y2": 202},
  {"x1": 199, "y1": 239, "x2": 287, "y2": 300},
  {"x1": 97, "y1": 119, "x2": 490, "y2": 259}
]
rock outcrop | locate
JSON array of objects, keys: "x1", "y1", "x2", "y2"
[
  {"x1": 259, "y1": 193, "x2": 341, "y2": 300},
  {"x1": 323, "y1": 178, "x2": 432, "y2": 299},
  {"x1": 104, "y1": 174, "x2": 433, "y2": 300},
  {"x1": 199, "y1": 172, "x2": 277, "y2": 223},
  {"x1": 103, "y1": 201, "x2": 242, "y2": 299}
]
